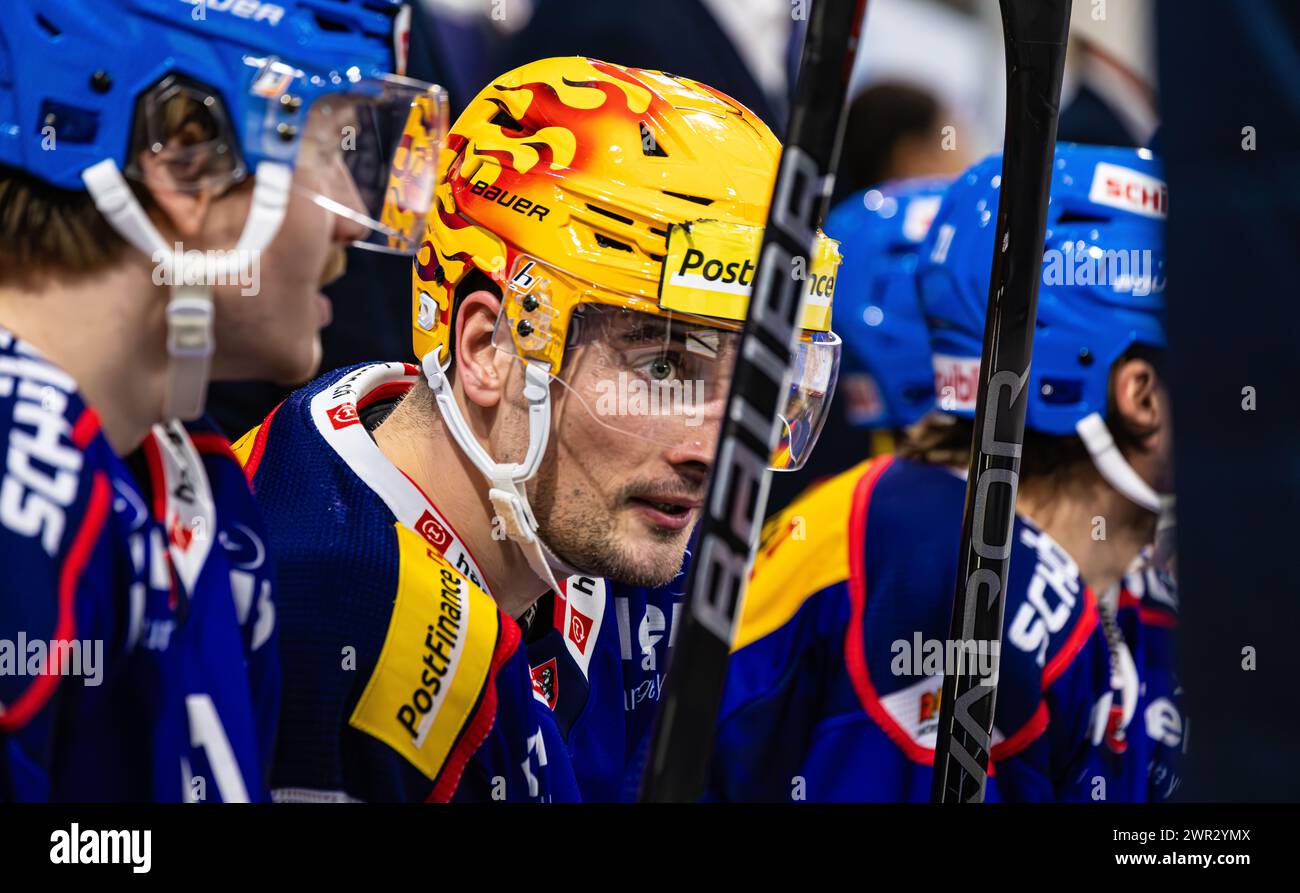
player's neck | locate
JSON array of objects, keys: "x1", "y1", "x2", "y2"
[
  {"x1": 374, "y1": 392, "x2": 548, "y2": 618},
  {"x1": 1017, "y1": 472, "x2": 1156, "y2": 595},
  {"x1": 0, "y1": 256, "x2": 168, "y2": 454}
]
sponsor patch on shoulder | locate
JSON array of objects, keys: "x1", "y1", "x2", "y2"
[{"x1": 348, "y1": 524, "x2": 500, "y2": 780}]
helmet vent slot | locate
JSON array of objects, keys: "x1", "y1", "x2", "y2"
[
  {"x1": 313, "y1": 14, "x2": 351, "y2": 34},
  {"x1": 1057, "y1": 210, "x2": 1108, "y2": 224},
  {"x1": 663, "y1": 190, "x2": 712, "y2": 206},
  {"x1": 36, "y1": 14, "x2": 61, "y2": 37},
  {"x1": 594, "y1": 233, "x2": 634, "y2": 253},
  {"x1": 586, "y1": 204, "x2": 634, "y2": 226},
  {"x1": 639, "y1": 122, "x2": 668, "y2": 157}
]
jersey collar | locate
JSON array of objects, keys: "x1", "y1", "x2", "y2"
[{"x1": 309, "y1": 362, "x2": 493, "y2": 597}]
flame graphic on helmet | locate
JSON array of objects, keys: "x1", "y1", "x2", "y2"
[{"x1": 411, "y1": 56, "x2": 784, "y2": 368}]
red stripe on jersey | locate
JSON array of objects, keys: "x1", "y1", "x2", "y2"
[
  {"x1": 140, "y1": 433, "x2": 167, "y2": 523},
  {"x1": 0, "y1": 472, "x2": 111, "y2": 731},
  {"x1": 843, "y1": 457, "x2": 1061, "y2": 766},
  {"x1": 426, "y1": 611, "x2": 522, "y2": 803},
  {"x1": 1043, "y1": 586, "x2": 1100, "y2": 688},
  {"x1": 138, "y1": 434, "x2": 179, "y2": 609},
  {"x1": 242, "y1": 402, "x2": 283, "y2": 484},
  {"x1": 357, "y1": 381, "x2": 413, "y2": 412},
  {"x1": 991, "y1": 702, "x2": 1050, "y2": 763},
  {"x1": 840, "y1": 456, "x2": 939, "y2": 762},
  {"x1": 1138, "y1": 606, "x2": 1177, "y2": 628},
  {"x1": 70, "y1": 408, "x2": 101, "y2": 450}
]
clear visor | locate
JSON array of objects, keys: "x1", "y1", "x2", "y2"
[
  {"x1": 125, "y1": 64, "x2": 448, "y2": 256},
  {"x1": 491, "y1": 256, "x2": 841, "y2": 472},
  {"x1": 288, "y1": 75, "x2": 448, "y2": 255}
]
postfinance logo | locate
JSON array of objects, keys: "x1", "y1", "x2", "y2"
[
  {"x1": 658, "y1": 220, "x2": 838, "y2": 332},
  {"x1": 348, "y1": 526, "x2": 498, "y2": 781}
]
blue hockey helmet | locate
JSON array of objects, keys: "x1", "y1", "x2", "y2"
[
  {"x1": 0, "y1": 0, "x2": 447, "y2": 417},
  {"x1": 824, "y1": 177, "x2": 948, "y2": 430},
  {"x1": 918, "y1": 143, "x2": 1167, "y2": 437},
  {"x1": 0, "y1": 0, "x2": 446, "y2": 255},
  {"x1": 917, "y1": 143, "x2": 1170, "y2": 514}
]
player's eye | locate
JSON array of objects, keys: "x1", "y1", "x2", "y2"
[{"x1": 634, "y1": 351, "x2": 685, "y2": 383}]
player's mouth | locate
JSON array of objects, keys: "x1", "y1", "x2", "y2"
[{"x1": 626, "y1": 493, "x2": 702, "y2": 531}]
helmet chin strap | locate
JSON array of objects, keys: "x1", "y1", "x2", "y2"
[
  {"x1": 1075, "y1": 411, "x2": 1177, "y2": 569},
  {"x1": 421, "y1": 350, "x2": 579, "y2": 595},
  {"x1": 82, "y1": 159, "x2": 291, "y2": 421}
]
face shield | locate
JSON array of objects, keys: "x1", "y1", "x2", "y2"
[
  {"x1": 490, "y1": 254, "x2": 841, "y2": 472},
  {"x1": 290, "y1": 73, "x2": 448, "y2": 254},
  {"x1": 126, "y1": 59, "x2": 448, "y2": 256}
]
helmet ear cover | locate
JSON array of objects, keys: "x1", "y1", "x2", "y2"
[{"x1": 125, "y1": 74, "x2": 246, "y2": 198}]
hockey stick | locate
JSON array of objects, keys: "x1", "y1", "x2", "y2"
[
  {"x1": 929, "y1": 0, "x2": 1072, "y2": 804},
  {"x1": 639, "y1": 0, "x2": 869, "y2": 803}
]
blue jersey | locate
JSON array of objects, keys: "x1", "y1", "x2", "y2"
[
  {"x1": 524, "y1": 568, "x2": 686, "y2": 802},
  {"x1": 711, "y1": 456, "x2": 1183, "y2": 802},
  {"x1": 0, "y1": 328, "x2": 276, "y2": 801},
  {"x1": 235, "y1": 362, "x2": 579, "y2": 802},
  {"x1": 1078, "y1": 559, "x2": 1183, "y2": 801}
]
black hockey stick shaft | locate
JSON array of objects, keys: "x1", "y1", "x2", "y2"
[
  {"x1": 929, "y1": 0, "x2": 1071, "y2": 804},
  {"x1": 639, "y1": 0, "x2": 869, "y2": 803}
]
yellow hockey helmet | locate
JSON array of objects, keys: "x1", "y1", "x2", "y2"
[{"x1": 412, "y1": 56, "x2": 841, "y2": 471}]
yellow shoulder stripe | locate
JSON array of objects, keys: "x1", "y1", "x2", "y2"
[
  {"x1": 732, "y1": 459, "x2": 877, "y2": 652},
  {"x1": 231, "y1": 424, "x2": 261, "y2": 467},
  {"x1": 349, "y1": 523, "x2": 500, "y2": 781}
]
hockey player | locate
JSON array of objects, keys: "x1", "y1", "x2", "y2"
[
  {"x1": 235, "y1": 56, "x2": 842, "y2": 801},
  {"x1": 824, "y1": 178, "x2": 945, "y2": 444},
  {"x1": 711, "y1": 143, "x2": 1182, "y2": 802},
  {"x1": 0, "y1": 0, "x2": 445, "y2": 800}
]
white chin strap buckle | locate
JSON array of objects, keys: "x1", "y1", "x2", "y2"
[
  {"x1": 163, "y1": 285, "x2": 215, "y2": 420},
  {"x1": 81, "y1": 158, "x2": 291, "y2": 421},
  {"x1": 423, "y1": 350, "x2": 569, "y2": 592},
  {"x1": 489, "y1": 487, "x2": 537, "y2": 544}
]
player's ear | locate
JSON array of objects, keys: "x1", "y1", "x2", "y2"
[
  {"x1": 1111, "y1": 356, "x2": 1165, "y2": 451},
  {"x1": 455, "y1": 289, "x2": 508, "y2": 410},
  {"x1": 136, "y1": 148, "x2": 214, "y2": 241}
]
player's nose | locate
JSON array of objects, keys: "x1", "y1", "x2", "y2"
[{"x1": 662, "y1": 397, "x2": 726, "y2": 475}]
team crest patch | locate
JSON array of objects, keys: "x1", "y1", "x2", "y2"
[
  {"x1": 415, "y1": 510, "x2": 452, "y2": 551},
  {"x1": 531, "y1": 657, "x2": 558, "y2": 710},
  {"x1": 567, "y1": 604, "x2": 593, "y2": 651},
  {"x1": 326, "y1": 403, "x2": 360, "y2": 429}
]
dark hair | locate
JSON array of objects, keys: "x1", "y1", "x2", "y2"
[
  {"x1": 835, "y1": 81, "x2": 943, "y2": 200},
  {"x1": 1, "y1": 82, "x2": 232, "y2": 288},
  {"x1": 900, "y1": 347, "x2": 1164, "y2": 499}
]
